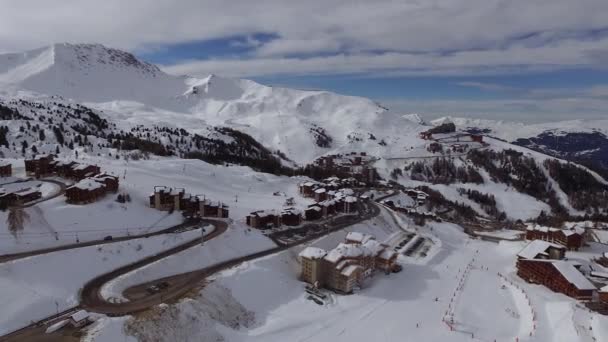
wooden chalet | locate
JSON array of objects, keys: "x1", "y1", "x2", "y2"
[
  {"x1": 298, "y1": 182, "x2": 317, "y2": 197},
  {"x1": 55, "y1": 161, "x2": 79, "y2": 177},
  {"x1": 526, "y1": 225, "x2": 584, "y2": 251},
  {"x1": 71, "y1": 164, "x2": 101, "y2": 180},
  {"x1": 0, "y1": 162, "x2": 11, "y2": 177},
  {"x1": 91, "y1": 174, "x2": 119, "y2": 192},
  {"x1": 0, "y1": 187, "x2": 42, "y2": 207},
  {"x1": 149, "y1": 186, "x2": 184, "y2": 211},
  {"x1": 199, "y1": 200, "x2": 229, "y2": 218},
  {"x1": 314, "y1": 188, "x2": 328, "y2": 202},
  {"x1": 517, "y1": 259, "x2": 595, "y2": 300},
  {"x1": 517, "y1": 240, "x2": 594, "y2": 300},
  {"x1": 246, "y1": 210, "x2": 281, "y2": 229},
  {"x1": 305, "y1": 205, "x2": 323, "y2": 221},
  {"x1": 24, "y1": 154, "x2": 55, "y2": 177},
  {"x1": 280, "y1": 208, "x2": 302, "y2": 226},
  {"x1": 65, "y1": 178, "x2": 107, "y2": 204}
]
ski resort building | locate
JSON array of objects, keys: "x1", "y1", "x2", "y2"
[
  {"x1": 0, "y1": 162, "x2": 11, "y2": 177},
  {"x1": 310, "y1": 153, "x2": 377, "y2": 184},
  {"x1": 246, "y1": 210, "x2": 281, "y2": 229},
  {"x1": 517, "y1": 240, "x2": 595, "y2": 300},
  {"x1": 149, "y1": 186, "x2": 184, "y2": 211},
  {"x1": 65, "y1": 179, "x2": 107, "y2": 204},
  {"x1": 525, "y1": 225, "x2": 584, "y2": 250},
  {"x1": 65, "y1": 174, "x2": 119, "y2": 204},
  {"x1": 24, "y1": 154, "x2": 55, "y2": 177},
  {"x1": 70, "y1": 164, "x2": 101, "y2": 181},
  {"x1": 304, "y1": 205, "x2": 323, "y2": 221},
  {"x1": 0, "y1": 187, "x2": 42, "y2": 208},
  {"x1": 298, "y1": 233, "x2": 398, "y2": 294},
  {"x1": 281, "y1": 208, "x2": 302, "y2": 226},
  {"x1": 199, "y1": 199, "x2": 229, "y2": 218},
  {"x1": 91, "y1": 174, "x2": 120, "y2": 192},
  {"x1": 149, "y1": 187, "x2": 229, "y2": 218}
]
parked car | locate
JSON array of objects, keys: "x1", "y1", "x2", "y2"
[{"x1": 103, "y1": 235, "x2": 113, "y2": 241}]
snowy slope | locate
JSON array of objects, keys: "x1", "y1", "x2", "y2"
[{"x1": 0, "y1": 43, "x2": 421, "y2": 164}]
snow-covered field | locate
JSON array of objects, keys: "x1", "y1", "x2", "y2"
[
  {"x1": 0, "y1": 228, "x2": 203, "y2": 335},
  {"x1": 100, "y1": 222, "x2": 276, "y2": 302},
  {"x1": 86, "y1": 210, "x2": 608, "y2": 342},
  {"x1": 0, "y1": 157, "x2": 311, "y2": 254}
]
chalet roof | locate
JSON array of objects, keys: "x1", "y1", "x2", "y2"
[
  {"x1": 590, "y1": 271, "x2": 608, "y2": 279},
  {"x1": 250, "y1": 209, "x2": 277, "y2": 218},
  {"x1": 517, "y1": 240, "x2": 565, "y2": 260},
  {"x1": 92, "y1": 174, "x2": 118, "y2": 181},
  {"x1": 324, "y1": 240, "x2": 385, "y2": 263},
  {"x1": 281, "y1": 207, "x2": 301, "y2": 215},
  {"x1": 299, "y1": 247, "x2": 326, "y2": 259},
  {"x1": 74, "y1": 163, "x2": 93, "y2": 170},
  {"x1": 315, "y1": 188, "x2": 326, "y2": 194},
  {"x1": 551, "y1": 261, "x2": 596, "y2": 290},
  {"x1": 306, "y1": 206, "x2": 322, "y2": 212},
  {"x1": 33, "y1": 154, "x2": 52, "y2": 160},
  {"x1": 341, "y1": 265, "x2": 362, "y2": 277},
  {"x1": 0, "y1": 161, "x2": 10, "y2": 167},
  {"x1": 362, "y1": 239, "x2": 385, "y2": 255},
  {"x1": 346, "y1": 232, "x2": 373, "y2": 244},
  {"x1": 69, "y1": 178, "x2": 104, "y2": 191},
  {"x1": 14, "y1": 188, "x2": 41, "y2": 196},
  {"x1": 601, "y1": 285, "x2": 608, "y2": 293},
  {"x1": 70, "y1": 310, "x2": 89, "y2": 323},
  {"x1": 379, "y1": 248, "x2": 397, "y2": 261},
  {"x1": 345, "y1": 196, "x2": 357, "y2": 203}
]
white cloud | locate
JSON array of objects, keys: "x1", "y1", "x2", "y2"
[
  {"x1": 383, "y1": 97, "x2": 608, "y2": 123},
  {"x1": 162, "y1": 36, "x2": 608, "y2": 78},
  {"x1": 1, "y1": 1, "x2": 607, "y2": 79}
]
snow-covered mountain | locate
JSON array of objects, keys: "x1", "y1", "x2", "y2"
[
  {"x1": 439, "y1": 116, "x2": 608, "y2": 177},
  {"x1": 0, "y1": 43, "x2": 422, "y2": 164}
]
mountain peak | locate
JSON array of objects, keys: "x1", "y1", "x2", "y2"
[{"x1": 49, "y1": 42, "x2": 161, "y2": 75}]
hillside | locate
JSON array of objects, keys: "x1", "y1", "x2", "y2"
[
  {"x1": 0, "y1": 43, "x2": 421, "y2": 164},
  {"x1": 440, "y1": 116, "x2": 608, "y2": 177}
]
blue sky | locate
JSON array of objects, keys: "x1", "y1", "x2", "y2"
[{"x1": 2, "y1": 0, "x2": 608, "y2": 122}]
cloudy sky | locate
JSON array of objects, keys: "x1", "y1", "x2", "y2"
[{"x1": 1, "y1": 0, "x2": 608, "y2": 122}]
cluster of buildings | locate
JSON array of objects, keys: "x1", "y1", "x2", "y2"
[
  {"x1": 25, "y1": 155, "x2": 102, "y2": 181},
  {"x1": 149, "y1": 186, "x2": 229, "y2": 218},
  {"x1": 0, "y1": 161, "x2": 11, "y2": 177},
  {"x1": 516, "y1": 240, "x2": 596, "y2": 300},
  {"x1": 525, "y1": 225, "x2": 584, "y2": 251},
  {"x1": 298, "y1": 178, "x2": 360, "y2": 221},
  {"x1": 299, "y1": 232, "x2": 399, "y2": 294},
  {"x1": 25, "y1": 154, "x2": 120, "y2": 205},
  {"x1": 246, "y1": 207, "x2": 302, "y2": 229},
  {"x1": 313, "y1": 152, "x2": 377, "y2": 184}
]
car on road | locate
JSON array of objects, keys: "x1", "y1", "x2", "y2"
[{"x1": 103, "y1": 235, "x2": 113, "y2": 241}]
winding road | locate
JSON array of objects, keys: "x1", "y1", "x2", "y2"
[{"x1": 1, "y1": 195, "x2": 388, "y2": 341}]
